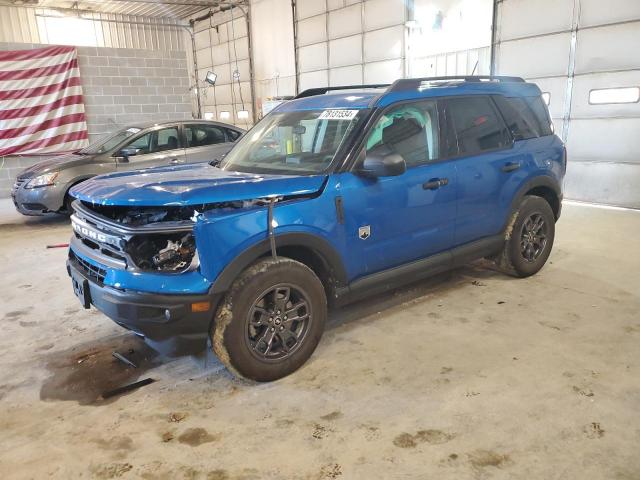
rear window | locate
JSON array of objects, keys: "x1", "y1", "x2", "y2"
[
  {"x1": 445, "y1": 96, "x2": 512, "y2": 156},
  {"x1": 493, "y1": 95, "x2": 553, "y2": 140}
]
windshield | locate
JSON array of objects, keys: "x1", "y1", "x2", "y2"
[
  {"x1": 219, "y1": 109, "x2": 367, "y2": 175},
  {"x1": 78, "y1": 127, "x2": 141, "y2": 155}
]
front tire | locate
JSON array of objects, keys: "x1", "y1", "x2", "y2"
[
  {"x1": 498, "y1": 195, "x2": 555, "y2": 278},
  {"x1": 211, "y1": 257, "x2": 327, "y2": 382}
]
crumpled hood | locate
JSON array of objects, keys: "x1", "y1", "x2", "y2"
[
  {"x1": 18, "y1": 152, "x2": 95, "y2": 178},
  {"x1": 70, "y1": 163, "x2": 327, "y2": 206}
]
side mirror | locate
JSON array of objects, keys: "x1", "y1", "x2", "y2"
[
  {"x1": 209, "y1": 152, "x2": 227, "y2": 167},
  {"x1": 117, "y1": 147, "x2": 140, "y2": 163},
  {"x1": 358, "y1": 146, "x2": 406, "y2": 177}
]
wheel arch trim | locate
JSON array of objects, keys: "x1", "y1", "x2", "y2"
[{"x1": 209, "y1": 232, "x2": 348, "y2": 295}]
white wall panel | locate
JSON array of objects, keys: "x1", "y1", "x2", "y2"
[
  {"x1": 251, "y1": 0, "x2": 296, "y2": 111},
  {"x1": 330, "y1": 64, "x2": 363, "y2": 85},
  {"x1": 328, "y1": 4, "x2": 362, "y2": 39},
  {"x1": 296, "y1": 0, "x2": 327, "y2": 19},
  {"x1": 571, "y1": 71, "x2": 640, "y2": 118},
  {"x1": 297, "y1": 14, "x2": 327, "y2": 46},
  {"x1": 529, "y1": 76, "x2": 568, "y2": 120},
  {"x1": 567, "y1": 118, "x2": 640, "y2": 163},
  {"x1": 328, "y1": 0, "x2": 346, "y2": 10},
  {"x1": 364, "y1": 25, "x2": 403, "y2": 63},
  {"x1": 579, "y1": 0, "x2": 640, "y2": 27},
  {"x1": 194, "y1": 29, "x2": 211, "y2": 50},
  {"x1": 496, "y1": 0, "x2": 640, "y2": 207},
  {"x1": 497, "y1": 33, "x2": 571, "y2": 78},
  {"x1": 299, "y1": 42, "x2": 328, "y2": 72},
  {"x1": 300, "y1": 69, "x2": 329, "y2": 90},
  {"x1": 574, "y1": 23, "x2": 640, "y2": 74},
  {"x1": 364, "y1": 0, "x2": 405, "y2": 31},
  {"x1": 564, "y1": 162, "x2": 640, "y2": 208},
  {"x1": 216, "y1": 64, "x2": 233, "y2": 85},
  {"x1": 499, "y1": 0, "x2": 573, "y2": 40},
  {"x1": 196, "y1": 47, "x2": 212, "y2": 70},
  {"x1": 230, "y1": 37, "x2": 250, "y2": 61},
  {"x1": 329, "y1": 35, "x2": 362, "y2": 67},
  {"x1": 212, "y1": 43, "x2": 230, "y2": 66},
  {"x1": 364, "y1": 59, "x2": 403, "y2": 84}
]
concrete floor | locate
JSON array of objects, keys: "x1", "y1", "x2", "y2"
[{"x1": 0, "y1": 198, "x2": 639, "y2": 480}]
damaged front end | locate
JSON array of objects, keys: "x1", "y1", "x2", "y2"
[
  {"x1": 70, "y1": 200, "x2": 268, "y2": 275},
  {"x1": 70, "y1": 202, "x2": 201, "y2": 274}
]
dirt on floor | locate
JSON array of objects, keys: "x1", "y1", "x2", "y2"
[{"x1": 0, "y1": 200, "x2": 639, "y2": 479}]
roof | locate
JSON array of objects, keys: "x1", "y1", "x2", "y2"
[
  {"x1": 276, "y1": 91, "x2": 384, "y2": 112},
  {"x1": 10, "y1": 0, "x2": 238, "y2": 20},
  {"x1": 125, "y1": 119, "x2": 245, "y2": 131},
  {"x1": 280, "y1": 77, "x2": 543, "y2": 112}
]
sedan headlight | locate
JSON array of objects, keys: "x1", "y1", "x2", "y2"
[{"x1": 26, "y1": 172, "x2": 59, "y2": 189}]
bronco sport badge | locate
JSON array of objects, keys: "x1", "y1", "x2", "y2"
[{"x1": 358, "y1": 225, "x2": 371, "y2": 240}]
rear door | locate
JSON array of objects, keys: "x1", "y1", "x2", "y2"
[
  {"x1": 443, "y1": 95, "x2": 520, "y2": 245},
  {"x1": 184, "y1": 123, "x2": 238, "y2": 163},
  {"x1": 116, "y1": 124, "x2": 186, "y2": 170}
]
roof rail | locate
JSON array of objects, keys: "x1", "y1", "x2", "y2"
[
  {"x1": 294, "y1": 84, "x2": 390, "y2": 99},
  {"x1": 388, "y1": 75, "x2": 526, "y2": 92}
]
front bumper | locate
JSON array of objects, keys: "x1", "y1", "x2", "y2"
[
  {"x1": 66, "y1": 255, "x2": 221, "y2": 344},
  {"x1": 12, "y1": 181, "x2": 66, "y2": 215}
]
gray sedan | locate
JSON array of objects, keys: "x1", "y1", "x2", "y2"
[{"x1": 11, "y1": 120, "x2": 244, "y2": 216}]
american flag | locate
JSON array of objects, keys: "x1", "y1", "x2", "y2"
[{"x1": 0, "y1": 45, "x2": 89, "y2": 156}]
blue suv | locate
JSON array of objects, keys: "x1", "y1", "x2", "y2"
[{"x1": 67, "y1": 76, "x2": 565, "y2": 381}]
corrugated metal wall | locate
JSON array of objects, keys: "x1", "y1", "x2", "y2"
[
  {"x1": 294, "y1": 0, "x2": 408, "y2": 90},
  {"x1": 188, "y1": 6, "x2": 254, "y2": 128},
  {"x1": 293, "y1": 0, "x2": 493, "y2": 91},
  {"x1": 495, "y1": 0, "x2": 640, "y2": 208},
  {"x1": 0, "y1": 5, "x2": 185, "y2": 51}
]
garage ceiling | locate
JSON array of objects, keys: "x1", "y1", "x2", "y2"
[{"x1": 1, "y1": 0, "x2": 244, "y2": 19}]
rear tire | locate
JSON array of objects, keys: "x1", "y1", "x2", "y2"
[
  {"x1": 211, "y1": 257, "x2": 327, "y2": 382},
  {"x1": 498, "y1": 195, "x2": 555, "y2": 278}
]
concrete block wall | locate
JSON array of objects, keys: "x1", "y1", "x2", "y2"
[
  {"x1": 75, "y1": 46, "x2": 193, "y2": 143},
  {"x1": 0, "y1": 42, "x2": 194, "y2": 199}
]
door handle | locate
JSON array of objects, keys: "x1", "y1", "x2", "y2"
[
  {"x1": 169, "y1": 157, "x2": 181, "y2": 164},
  {"x1": 502, "y1": 162, "x2": 521, "y2": 173},
  {"x1": 423, "y1": 178, "x2": 449, "y2": 190}
]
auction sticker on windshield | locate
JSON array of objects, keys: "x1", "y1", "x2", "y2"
[{"x1": 318, "y1": 110, "x2": 359, "y2": 120}]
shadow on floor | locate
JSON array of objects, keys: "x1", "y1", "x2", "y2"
[{"x1": 38, "y1": 261, "x2": 507, "y2": 403}]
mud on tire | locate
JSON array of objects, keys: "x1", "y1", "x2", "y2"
[
  {"x1": 211, "y1": 257, "x2": 327, "y2": 382},
  {"x1": 497, "y1": 195, "x2": 556, "y2": 278}
]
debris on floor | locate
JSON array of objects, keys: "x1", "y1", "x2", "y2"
[{"x1": 101, "y1": 378, "x2": 155, "y2": 400}]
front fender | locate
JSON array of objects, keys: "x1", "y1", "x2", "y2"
[{"x1": 194, "y1": 200, "x2": 348, "y2": 294}]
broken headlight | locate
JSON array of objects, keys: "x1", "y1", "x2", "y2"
[{"x1": 125, "y1": 232, "x2": 198, "y2": 272}]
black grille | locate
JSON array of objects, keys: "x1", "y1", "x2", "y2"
[
  {"x1": 12, "y1": 178, "x2": 26, "y2": 192},
  {"x1": 70, "y1": 251, "x2": 106, "y2": 285}
]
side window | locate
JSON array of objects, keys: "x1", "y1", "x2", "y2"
[
  {"x1": 185, "y1": 124, "x2": 226, "y2": 148},
  {"x1": 155, "y1": 127, "x2": 180, "y2": 152},
  {"x1": 524, "y1": 96, "x2": 553, "y2": 136},
  {"x1": 126, "y1": 127, "x2": 179, "y2": 154},
  {"x1": 364, "y1": 100, "x2": 440, "y2": 168},
  {"x1": 493, "y1": 95, "x2": 552, "y2": 140},
  {"x1": 127, "y1": 132, "x2": 152, "y2": 154},
  {"x1": 445, "y1": 96, "x2": 511, "y2": 156},
  {"x1": 226, "y1": 129, "x2": 241, "y2": 142}
]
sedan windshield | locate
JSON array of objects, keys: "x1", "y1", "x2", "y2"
[
  {"x1": 78, "y1": 127, "x2": 142, "y2": 155},
  {"x1": 220, "y1": 109, "x2": 367, "y2": 175}
]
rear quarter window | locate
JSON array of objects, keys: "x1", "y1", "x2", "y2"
[{"x1": 494, "y1": 95, "x2": 553, "y2": 140}]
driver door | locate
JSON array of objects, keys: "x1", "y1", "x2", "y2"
[
  {"x1": 116, "y1": 125, "x2": 186, "y2": 170},
  {"x1": 338, "y1": 99, "x2": 457, "y2": 276}
]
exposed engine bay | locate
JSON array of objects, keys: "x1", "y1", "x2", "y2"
[
  {"x1": 73, "y1": 198, "x2": 283, "y2": 274},
  {"x1": 126, "y1": 232, "x2": 197, "y2": 272},
  {"x1": 83, "y1": 200, "x2": 264, "y2": 226}
]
